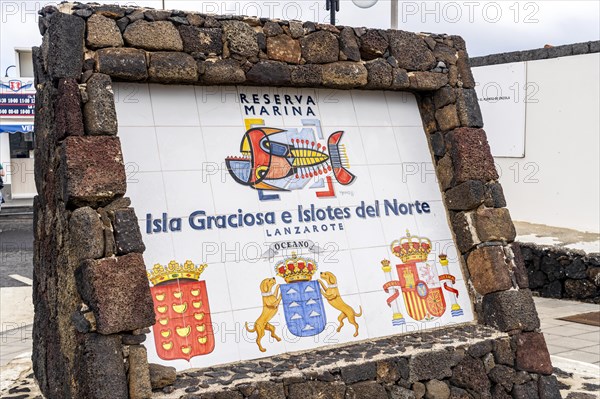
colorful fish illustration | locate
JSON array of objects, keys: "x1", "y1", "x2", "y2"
[{"x1": 225, "y1": 126, "x2": 356, "y2": 200}]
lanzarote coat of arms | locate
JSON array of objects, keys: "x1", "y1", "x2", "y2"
[
  {"x1": 246, "y1": 253, "x2": 362, "y2": 352},
  {"x1": 147, "y1": 261, "x2": 215, "y2": 361},
  {"x1": 380, "y1": 231, "x2": 463, "y2": 325}
]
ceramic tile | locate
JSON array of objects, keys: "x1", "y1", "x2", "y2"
[
  {"x1": 350, "y1": 247, "x2": 392, "y2": 294},
  {"x1": 395, "y1": 126, "x2": 435, "y2": 164},
  {"x1": 225, "y1": 258, "x2": 276, "y2": 311},
  {"x1": 113, "y1": 82, "x2": 154, "y2": 127},
  {"x1": 326, "y1": 125, "x2": 367, "y2": 167},
  {"x1": 162, "y1": 170, "x2": 215, "y2": 219},
  {"x1": 196, "y1": 86, "x2": 244, "y2": 127},
  {"x1": 343, "y1": 207, "x2": 387, "y2": 249},
  {"x1": 126, "y1": 171, "x2": 168, "y2": 217},
  {"x1": 415, "y1": 201, "x2": 454, "y2": 242},
  {"x1": 155, "y1": 126, "x2": 207, "y2": 171},
  {"x1": 360, "y1": 126, "x2": 403, "y2": 165},
  {"x1": 150, "y1": 84, "x2": 200, "y2": 126},
  {"x1": 367, "y1": 164, "x2": 413, "y2": 203},
  {"x1": 145, "y1": 330, "x2": 193, "y2": 371},
  {"x1": 318, "y1": 89, "x2": 358, "y2": 126},
  {"x1": 139, "y1": 222, "x2": 176, "y2": 266},
  {"x1": 335, "y1": 165, "x2": 375, "y2": 207},
  {"x1": 237, "y1": 86, "x2": 285, "y2": 127},
  {"x1": 235, "y1": 307, "x2": 288, "y2": 360},
  {"x1": 279, "y1": 87, "x2": 322, "y2": 127},
  {"x1": 316, "y1": 249, "x2": 360, "y2": 296},
  {"x1": 351, "y1": 91, "x2": 392, "y2": 127},
  {"x1": 358, "y1": 290, "x2": 402, "y2": 339},
  {"x1": 202, "y1": 126, "x2": 244, "y2": 170},
  {"x1": 119, "y1": 126, "x2": 161, "y2": 173},
  {"x1": 208, "y1": 168, "x2": 262, "y2": 214},
  {"x1": 188, "y1": 311, "x2": 242, "y2": 369},
  {"x1": 385, "y1": 91, "x2": 423, "y2": 127}
]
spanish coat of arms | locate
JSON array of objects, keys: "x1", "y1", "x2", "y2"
[
  {"x1": 147, "y1": 261, "x2": 215, "y2": 361},
  {"x1": 246, "y1": 253, "x2": 362, "y2": 352},
  {"x1": 380, "y1": 231, "x2": 463, "y2": 325}
]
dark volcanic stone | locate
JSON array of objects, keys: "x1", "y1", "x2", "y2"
[
  {"x1": 564, "y1": 279, "x2": 597, "y2": 299},
  {"x1": 322, "y1": 62, "x2": 368, "y2": 89},
  {"x1": 512, "y1": 381, "x2": 539, "y2": 399},
  {"x1": 445, "y1": 180, "x2": 485, "y2": 210},
  {"x1": 538, "y1": 375, "x2": 561, "y2": 399},
  {"x1": 409, "y1": 72, "x2": 449, "y2": 91},
  {"x1": 123, "y1": 20, "x2": 183, "y2": 51},
  {"x1": 83, "y1": 73, "x2": 118, "y2": 136},
  {"x1": 77, "y1": 334, "x2": 128, "y2": 399},
  {"x1": 60, "y1": 136, "x2": 127, "y2": 207},
  {"x1": 435, "y1": 104, "x2": 461, "y2": 131},
  {"x1": 111, "y1": 208, "x2": 145, "y2": 255},
  {"x1": 359, "y1": 29, "x2": 389, "y2": 60},
  {"x1": 267, "y1": 34, "x2": 302, "y2": 64},
  {"x1": 541, "y1": 280, "x2": 563, "y2": 298},
  {"x1": 95, "y1": 48, "x2": 148, "y2": 81},
  {"x1": 515, "y1": 332, "x2": 553, "y2": 375},
  {"x1": 466, "y1": 245, "x2": 513, "y2": 295},
  {"x1": 202, "y1": 59, "x2": 245, "y2": 85},
  {"x1": 456, "y1": 88, "x2": 483, "y2": 128},
  {"x1": 409, "y1": 350, "x2": 454, "y2": 382},
  {"x1": 450, "y1": 355, "x2": 490, "y2": 393},
  {"x1": 365, "y1": 58, "x2": 392, "y2": 89},
  {"x1": 565, "y1": 259, "x2": 587, "y2": 279},
  {"x1": 346, "y1": 381, "x2": 387, "y2": 398},
  {"x1": 222, "y1": 20, "x2": 259, "y2": 57},
  {"x1": 475, "y1": 207, "x2": 517, "y2": 242},
  {"x1": 148, "y1": 363, "x2": 177, "y2": 389},
  {"x1": 149, "y1": 52, "x2": 198, "y2": 83},
  {"x1": 482, "y1": 289, "x2": 540, "y2": 332},
  {"x1": 300, "y1": 31, "x2": 339, "y2": 64},
  {"x1": 485, "y1": 181, "x2": 507, "y2": 208},
  {"x1": 76, "y1": 253, "x2": 155, "y2": 334},
  {"x1": 447, "y1": 127, "x2": 499, "y2": 183},
  {"x1": 287, "y1": 381, "x2": 346, "y2": 399},
  {"x1": 290, "y1": 64, "x2": 322, "y2": 87},
  {"x1": 488, "y1": 365, "x2": 515, "y2": 391},
  {"x1": 430, "y1": 132, "x2": 445, "y2": 157},
  {"x1": 340, "y1": 27, "x2": 361, "y2": 61},
  {"x1": 467, "y1": 340, "x2": 493, "y2": 358},
  {"x1": 254, "y1": 381, "x2": 285, "y2": 399},
  {"x1": 47, "y1": 12, "x2": 85, "y2": 79},
  {"x1": 247, "y1": 60, "x2": 291, "y2": 86},
  {"x1": 509, "y1": 243, "x2": 529, "y2": 289},
  {"x1": 389, "y1": 30, "x2": 436, "y2": 71},
  {"x1": 433, "y1": 86, "x2": 456, "y2": 109},
  {"x1": 54, "y1": 78, "x2": 84, "y2": 139},
  {"x1": 69, "y1": 207, "x2": 104, "y2": 261},
  {"x1": 179, "y1": 26, "x2": 223, "y2": 54},
  {"x1": 451, "y1": 211, "x2": 480, "y2": 253},
  {"x1": 341, "y1": 362, "x2": 376, "y2": 384}
]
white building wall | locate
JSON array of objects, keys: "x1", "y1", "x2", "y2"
[{"x1": 477, "y1": 53, "x2": 600, "y2": 233}]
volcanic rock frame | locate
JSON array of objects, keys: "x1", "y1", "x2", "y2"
[{"x1": 33, "y1": 3, "x2": 560, "y2": 399}]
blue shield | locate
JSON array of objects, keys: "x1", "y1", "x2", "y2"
[{"x1": 281, "y1": 280, "x2": 326, "y2": 337}]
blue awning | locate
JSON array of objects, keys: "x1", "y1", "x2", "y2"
[{"x1": 0, "y1": 124, "x2": 34, "y2": 134}]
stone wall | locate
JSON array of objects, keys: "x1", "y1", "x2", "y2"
[
  {"x1": 33, "y1": 3, "x2": 558, "y2": 398},
  {"x1": 470, "y1": 40, "x2": 600, "y2": 67},
  {"x1": 519, "y1": 243, "x2": 600, "y2": 303}
]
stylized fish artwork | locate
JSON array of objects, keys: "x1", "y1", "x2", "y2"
[{"x1": 225, "y1": 123, "x2": 356, "y2": 200}]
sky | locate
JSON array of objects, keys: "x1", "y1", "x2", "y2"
[{"x1": 0, "y1": 0, "x2": 599, "y2": 74}]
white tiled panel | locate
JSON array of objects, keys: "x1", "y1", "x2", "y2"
[{"x1": 117, "y1": 85, "x2": 476, "y2": 371}]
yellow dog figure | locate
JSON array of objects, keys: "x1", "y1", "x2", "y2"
[
  {"x1": 245, "y1": 277, "x2": 282, "y2": 352},
  {"x1": 319, "y1": 271, "x2": 362, "y2": 337}
]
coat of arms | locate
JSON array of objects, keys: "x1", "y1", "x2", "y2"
[
  {"x1": 246, "y1": 253, "x2": 362, "y2": 352},
  {"x1": 380, "y1": 231, "x2": 463, "y2": 325},
  {"x1": 147, "y1": 261, "x2": 215, "y2": 361}
]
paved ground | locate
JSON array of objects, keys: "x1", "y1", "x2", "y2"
[{"x1": 515, "y1": 221, "x2": 600, "y2": 254}]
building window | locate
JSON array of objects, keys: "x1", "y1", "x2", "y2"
[{"x1": 17, "y1": 50, "x2": 34, "y2": 77}]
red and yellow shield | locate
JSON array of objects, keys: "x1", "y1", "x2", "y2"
[
  {"x1": 151, "y1": 279, "x2": 215, "y2": 361},
  {"x1": 396, "y1": 263, "x2": 446, "y2": 321}
]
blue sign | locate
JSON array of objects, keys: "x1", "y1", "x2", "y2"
[{"x1": 0, "y1": 124, "x2": 34, "y2": 134}]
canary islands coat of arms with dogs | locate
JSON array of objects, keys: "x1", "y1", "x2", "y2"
[
  {"x1": 246, "y1": 253, "x2": 362, "y2": 352},
  {"x1": 147, "y1": 261, "x2": 215, "y2": 361}
]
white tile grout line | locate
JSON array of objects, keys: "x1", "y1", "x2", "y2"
[{"x1": 7, "y1": 275, "x2": 33, "y2": 286}]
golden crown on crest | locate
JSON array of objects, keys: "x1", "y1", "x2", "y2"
[
  {"x1": 147, "y1": 260, "x2": 207, "y2": 286},
  {"x1": 390, "y1": 230, "x2": 431, "y2": 263},
  {"x1": 275, "y1": 252, "x2": 317, "y2": 283}
]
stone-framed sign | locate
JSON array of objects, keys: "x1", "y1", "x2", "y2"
[{"x1": 32, "y1": 3, "x2": 556, "y2": 398}]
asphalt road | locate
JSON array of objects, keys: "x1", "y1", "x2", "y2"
[{"x1": 0, "y1": 218, "x2": 33, "y2": 288}]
